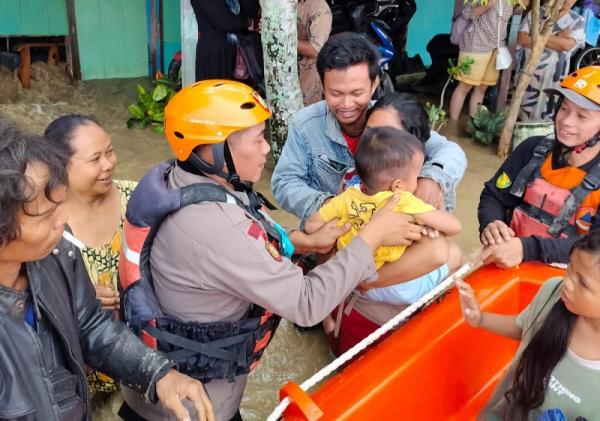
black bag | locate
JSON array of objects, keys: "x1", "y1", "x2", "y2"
[{"x1": 236, "y1": 30, "x2": 264, "y2": 92}]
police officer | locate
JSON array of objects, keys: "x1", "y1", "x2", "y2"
[
  {"x1": 119, "y1": 80, "x2": 424, "y2": 420},
  {"x1": 479, "y1": 66, "x2": 600, "y2": 267}
]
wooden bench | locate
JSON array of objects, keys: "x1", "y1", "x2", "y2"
[{"x1": 16, "y1": 42, "x2": 64, "y2": 89}]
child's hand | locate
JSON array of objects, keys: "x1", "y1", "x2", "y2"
[
  {"x1": 455, "y1": 276, "x2": 483, "y2": 327},
  {"x1": 423, "y1": 226, "x2": 439, "y2": 239}
]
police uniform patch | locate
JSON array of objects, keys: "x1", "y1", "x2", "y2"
[
  {"x1": 247, "y1": 221, "x2": 265, "y2": 240},
  {"x1": 575, "y1": 206, "x2": 596, "y2": 234},
  {"x1": 265, "y1": 241, "x2": 282, "y2": 262},
  {"x1": 496, "y1": 172, "x2": 512, "y2": 189}
]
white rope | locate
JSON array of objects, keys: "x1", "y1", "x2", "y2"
[{"x1": 266, "y1": 253, "x2": 484, "y2": 421}]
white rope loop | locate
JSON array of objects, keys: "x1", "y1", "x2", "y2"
[{"x1": 266, "y1": 253, "x2": 483, "y2": 421}]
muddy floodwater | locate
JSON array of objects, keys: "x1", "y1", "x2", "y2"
[{"x1": 1, "y1": 63, "x2": 503, "y2": 420}]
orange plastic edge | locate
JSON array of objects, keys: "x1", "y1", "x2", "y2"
[{"x1": 279, "y1": 381, "x2": 324, "y2": 421}]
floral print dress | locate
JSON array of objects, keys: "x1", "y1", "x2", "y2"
[{"x1": 75, "y1": 179, "x2": 137, "y2": 393}]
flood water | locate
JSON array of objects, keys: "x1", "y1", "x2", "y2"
[{"x1": 0, "y1": 63, "x2": 504, "y2": 420}]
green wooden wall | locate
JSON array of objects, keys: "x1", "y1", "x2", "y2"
[
  {"x1": 0, "y1": 0, "x2": 68, "y2": 35},
  {"x1": 75, "y1": 0, "x2": 148, "y2": 80}
]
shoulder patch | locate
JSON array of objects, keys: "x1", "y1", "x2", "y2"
[
  {"x1": 265, "y1": 241, "x2": 282, "y2": 262},
  {"x1": 247, "y1": 221, "x2": 266, "y2": 240},
  {"x1": 575, "y1": 206, "x2": 596, "y2": 234},
  {"x1": 496, "y1": 172, "x2": 512, "y2": 189}
]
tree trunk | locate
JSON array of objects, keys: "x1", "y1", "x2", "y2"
[
  {"x1": 259, "y1": 0, "x2": 303, "y2": 161},
  {"x1": 180, "y1": 0, "x2": 197, "y2": 87},
  {"x1": 496, "y1": 0, "x2": 566, "y2": 158}
]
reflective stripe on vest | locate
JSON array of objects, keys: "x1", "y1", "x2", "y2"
[{"x1": 118, "y1": 220, "x2": 149, "y2": 291}]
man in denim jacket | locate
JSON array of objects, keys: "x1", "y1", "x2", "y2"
[{"x1": 272, "y1": 32, "x2": 467, "y2": 223}]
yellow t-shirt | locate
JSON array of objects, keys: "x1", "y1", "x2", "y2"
[{"x1": 319, "y1": 188, "x2": 434, "y2": 268}]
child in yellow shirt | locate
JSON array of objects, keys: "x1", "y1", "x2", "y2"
[{"x1": 305, "y1": 127, "x2": 461, "y2": 307}]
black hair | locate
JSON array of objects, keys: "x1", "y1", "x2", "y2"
[
  {"x1": 316, "y1": 32, "x2": 381, "y2": 83},
  {"x1": 44, "y1": 114, "x2": 101, "y2": 160},
  {"x1": 504, "y1": 230, "x2": 600, "y2": 419},
  {"x1": 355, "y1": 126, "x2": 423, "y2": 192},
  {"x1": 0, "y1": 117, "x2": 67, "y2": 248},
  {"x1": 369, "y1": 92, "x2": 431, "y2": 144}
]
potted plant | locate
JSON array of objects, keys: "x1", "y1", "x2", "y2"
[
  {"x1": 468, "y1": 104, "x2": 505, "y2": 145},
  {"x1": 127, "y1": 77, "x2": 178, "y2": 134}
]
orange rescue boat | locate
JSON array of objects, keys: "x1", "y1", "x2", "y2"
[{"x1": 279, "y1": 262, "x2": 565, "y2": 420}]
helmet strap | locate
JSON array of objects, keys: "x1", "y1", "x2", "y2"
[
  {"x1": 179, "y1": 143, "x2": 276, "y2": 212},
  {"x1": 222, "y1": 141, "x2": 255, "y2": 193},
  {"x1": 222, "y1": 142, "x2": 276, "y2": 211},
  {"x1": 184, "y1": 145, "x2": 230, "y2": 180},
  {"x1": 573, "y1": 131, "x2": 600, "y2": 154},
  {"x1": 182, "y1": 142, "x2": 257, "y2": 192}
]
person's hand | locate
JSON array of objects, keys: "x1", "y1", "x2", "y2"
[
  {"x1": 415, "y1": 178, "x2": 445, "y2": 209},
  {"x1": 480, "y1": 220, "x2": 515, "y2": 246},
  {"x1": 455, "y1": 276, "x2": 483, "y2": 327},
  {"x1": 359, "y1": 195, "x2": 424, "y2": 251},
  {"x1": 482, "y1": 237, "x2": 524, "y2": 268},
  {"x1": 155, "y1": 369, "x2": 214, "y2": 421},
  {"x1": 423, "y1": 226, "x2": 440, "y2": 239},
  {"x1": 95, "y1": 286, "x2": 120, "y2": 311},
  {"x1": 558, "y1": 28, "x2": 572, "y2": 38},
  {"x1": 308, "y1": 219, "x2": 351, "y2": 254}
]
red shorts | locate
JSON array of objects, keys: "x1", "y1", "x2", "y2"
[{"x1": 327, "y1": 305, "x2": 380, "y2": 357}]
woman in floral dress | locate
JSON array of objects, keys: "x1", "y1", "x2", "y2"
[{"x1": 44, "y1": 114, "x2": 136, "y2": 395}]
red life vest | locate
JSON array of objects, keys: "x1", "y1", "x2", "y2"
[
  {"x1": 509, "y1": 136, "x2": 600, "y2": 238},
  {"x1": 510, "y1": 177, "x2": 574, "y2": 238},
  {"x1": 119, "y1": 161, "x2": 280, "y2": 382}
]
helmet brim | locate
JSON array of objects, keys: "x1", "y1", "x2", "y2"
[{"x1": 545, "y1": 87, "x2": 600, "y2": 111}]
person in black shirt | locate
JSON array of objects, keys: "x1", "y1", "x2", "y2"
[{"x1": 478, "y1": 66, "x2": 600, "y2": 267}]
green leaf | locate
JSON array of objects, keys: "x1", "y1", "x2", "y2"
[
  {"x1": 138, "y1": 119, "x2": 148, "y2": 129},
  {"x1": 139, "y1": 92, "x2": 152, "y2": 107},
  {"x1": 136, "y1": 84, "x2": 146, "y2": 96},
  {"x1": 148, "y1": 102, "x2": 161, "y2": 115},
  {"x1": 151, "y1": 112, "x2": 164, "y2": 123},
  {"x1": 154, "y1": 78, "x2": 177, "y2": 90},
  {"x1": 126, "y1": 117, "x2": 136, "y2": 129},
  {"x1": 152, "y1": 84, "x2": 168, "y2": 102},
  {"x1": 151, "y1": 124, "x2": 165, "y2": 134},
  {"x1": 128, "y1": 104, "x2": 145, "y2": 120}
]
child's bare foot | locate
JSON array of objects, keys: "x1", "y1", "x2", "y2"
[{"x1": 323, "y1": 315, "x2": 335, "y2": 335}]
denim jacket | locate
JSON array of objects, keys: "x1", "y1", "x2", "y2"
[{"x1": 271, "y1": 101, "x2": 468, "y2": 222}]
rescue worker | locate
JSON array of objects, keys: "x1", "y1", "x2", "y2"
[
  {"x1": 478, "y1": 65, "x2": 600, "y2": 267},
  {"x1": 119, "y1": 80, "x2": 424, "y2": 421}
]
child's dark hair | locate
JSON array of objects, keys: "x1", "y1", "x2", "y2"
[
  {"x1": 317, "y1": 32, "x2": 381, "y2": 83},
  {"x1": 504, "y1": 230, "x2": 600, "y2": 419},
  {"x1": 369, "y1": 92, "x2": 431, "y2": 144},
  {"x1": 355, "y1": 127, "x2": 423, "y2": 192}
]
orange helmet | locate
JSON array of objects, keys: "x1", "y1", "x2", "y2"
[
  {"x1": 164, "y1": 80, "x2": 271, "y2": 160},
  {"x1": 547, "y1": 66, "x2": 600, "y2": 111}
]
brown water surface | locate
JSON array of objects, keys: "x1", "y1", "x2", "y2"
[{"x1": 0, "y1": 64, "x2": 502, "y2": 420}]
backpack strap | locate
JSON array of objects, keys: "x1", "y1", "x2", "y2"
[
  {"x1": 548, "y1": 161, "x2": 600, "y2": 236},
  {"x1": 510, "y1": 136, "x2": 556, "y2": 198}
]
